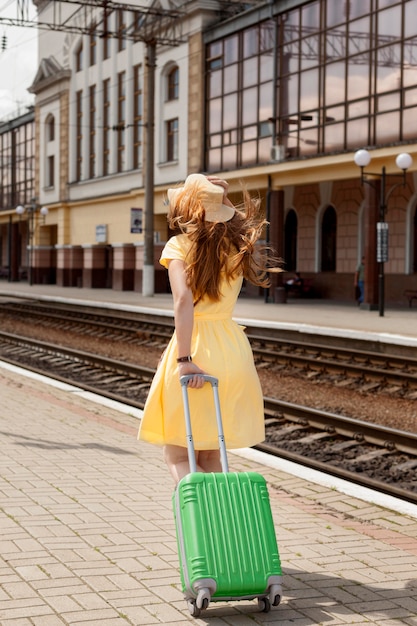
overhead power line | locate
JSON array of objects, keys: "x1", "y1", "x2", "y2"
[{"x1": 2, "y1": 0, "x2": 186, "y2": 46}]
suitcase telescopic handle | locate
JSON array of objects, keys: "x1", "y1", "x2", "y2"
[{"x1": 180, "y1": 375, "x2": 229, "y2": 473}]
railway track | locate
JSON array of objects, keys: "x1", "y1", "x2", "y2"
[
  {"x1": 1, "y1": 298, "x2": 417, "y2": 398},
  {"x1": 1, "y1": 329, "x2": 417, "y2": 505}
]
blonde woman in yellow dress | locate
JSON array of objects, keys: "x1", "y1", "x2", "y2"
[{"x1": 138, "y1": 173, "x2": 278, "y2": 484}]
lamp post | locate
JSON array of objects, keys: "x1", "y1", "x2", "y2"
[
  {"x1": 15, "y1": 198, "x2": 48, "y2": 286},
  {"x1": 354, "y1": 149, "x2": 413, "y2": 317}
]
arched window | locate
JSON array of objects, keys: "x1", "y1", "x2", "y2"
[
  {"x1": 167, "y1": 66, "x2": 179, "y2": 101},
  {"x1": 321, "y1": 206, "x2": 337, "y2": 272},
  {"x1": 46, "y1": 115, "x2": 55, "y2": 142},
  {"x1": 45, "y1": 114, "x2": 55, "y2": 188},
  {"x1": 284, "y1": 209, "x2": 298, "y2": 272}
]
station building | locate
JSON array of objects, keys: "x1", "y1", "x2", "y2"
[
  {"x1": 0, "y1": 0, "x2": 416, "y2": 307},
  {"x1": 0, "y1": 108, "x2": 35, "y2": 282}
]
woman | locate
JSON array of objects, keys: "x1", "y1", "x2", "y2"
[{"x1": 138, "y1": 173, "x2": 279, "y2": 484}]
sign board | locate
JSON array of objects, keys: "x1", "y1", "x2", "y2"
[
  {"x1": 376, "y1": 221, "x2": 389, "y2": 263},
  {"x1": 95, "y1": 224, "x2": 107, "y2": 243},
  {"x1": 131, "y1": 208, "x2": 143, "y2": 233}
]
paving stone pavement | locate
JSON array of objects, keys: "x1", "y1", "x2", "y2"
[{"x1": 1, "y1": 363, "x2": 417, "y2": 626}]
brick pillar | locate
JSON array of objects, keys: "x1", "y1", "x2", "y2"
[
  {"x1": 268, "y1": 189, "x2": 286, "y2": 303},
  {"x1": 31, "y1": 246, "x2": 56, "y2": 285},
  {"x1": 134, "y1": 243, "x2": 167, "y2": 293},
  {"x1": 9, "y1": 221, "x2": 20, "y2": 282},
  {"x1": 82, "y1": 245, "x2": 111, "y2": 289},
  {"x1": 112, "y1": 244, "x2": 135, "y2": 291},
  {"x1": 56, "y1": 245, "x2": 83, "y2": 287}
]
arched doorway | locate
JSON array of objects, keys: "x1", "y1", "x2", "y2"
[
  {"x1": 284, "y1": 209, "x2": 297, "y2": 271},
  {"x1": 321, "y1": 205, "x2": 337, "y2": 272}
]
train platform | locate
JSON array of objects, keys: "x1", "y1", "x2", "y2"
[
  {"x1": 0, "y1": 281, "x2": 416, "y2": 349},
  {"x1": 2, "y1": 354, "x2": 417, "y2": 624}
]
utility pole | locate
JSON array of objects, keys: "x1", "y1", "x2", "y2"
[{"x1": 143, "y1": 40, "x2": 156, "y2": 297}]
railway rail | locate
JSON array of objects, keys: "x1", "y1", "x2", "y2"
[
  {"x1": 1, "y1": 299, "x2": 417, "y2": 398},
  {"x1": 1, "y1": 329, "x2": 417, "y2": 505}
]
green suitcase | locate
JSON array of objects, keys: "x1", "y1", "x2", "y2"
[{"x1": 173, "y1": 375, "x2": 282, "y2": 617}]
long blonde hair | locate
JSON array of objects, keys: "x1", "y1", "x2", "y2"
[{"x1": 168, "y1": 186, "x2": 280, "y2": 303}]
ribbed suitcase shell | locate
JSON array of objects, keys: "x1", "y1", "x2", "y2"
[
  {"x1": 174, "y1": 470, "x2": 282, "y2": 601},
  {"x1": 173, "y1": 375, "x2": 282, "y2": 612}
]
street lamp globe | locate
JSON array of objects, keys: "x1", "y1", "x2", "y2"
[
  {"x1": 395, "y1": 152, "x2": 413, "y2": 171},
  {"x1": 354, "y1": 149, "x2": 371, "y2": 168},
  {"x1": 15, "y1": 205, "x2": 25, "y2": 215},
  {"x1": 40, "y1": 206, "x2": 49, "y2": 217}
]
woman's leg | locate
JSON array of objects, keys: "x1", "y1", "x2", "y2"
[
  {"x1": 164, "y1": 444, "x2": 202, "y2": 484},
  {"x1": 164, "y1": 446, "x2": 222, "y2": 484},
  {"x1": 197, "y1": 450, "x2": 222, "y2": 473}
]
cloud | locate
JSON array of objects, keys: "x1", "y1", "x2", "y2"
[{"x1": 0, "y1": 4, "x2": 38, "y2": 121}]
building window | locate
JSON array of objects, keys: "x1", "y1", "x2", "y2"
[
  {"x1": 76, "y1": 90, "x2": 83, "y2": 181},
  {"x1": 101, "y1": 7, "x2": 111, "y2": 59},
  {"x1": 47, "y1": 155, "x2": 54, "y2": 188},
  {"x1": 167, "y1": 66, "x2": 179, "y2": 100},
  {"x1": 166, "y1": 118, "x2": 178, "y2": 162},
  {"x1": 205, "y1": 0, "x2": 417, "y2": 170},
  {"x1": 133, "y1": 64, "x2": 143, "y2": 169},
  {"x1": 102, "y1": 34, "x2": 110, "y2": 60},
  {"x1": 0, "y1": 116, "x2": 35, "y2": 209},
  {"x1": 321, "y1": 206, "x2": 337, "y2": 272},
  {"x1": 102, "y1": 13, "x2": 110, "y2": 60},
  {"x1": 89, "y1": 85, "x2": 96, "y2": 178},
  {"x1": 103, "y1": 79, "x2": 110, "y2": 176},
  {"x1": 117, "y1": 10, "x2": 126, "y2": 51},
  {"x1": 75, "y1": 43, "x2": 83, "y2": 72},
  {"x1": 47, "y1": 115, "x2": 55, "y2": 142},
  {"x1": 89, "y1": 25, "x2": 96, "y2": 66},
  {"x1": 117, "y1": 71, "x2": 126, "y2": 172},
  {"x1": 206, "y1": 23, "x2": 274, "y2": 171}
]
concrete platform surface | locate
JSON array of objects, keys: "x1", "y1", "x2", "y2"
[{"x1": 1, "y1": 361, "x2": 417, "y2": 625}]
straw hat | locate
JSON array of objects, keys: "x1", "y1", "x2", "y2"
[{"x1": 167, "y1": 173, "x2": 235, "y2": 222}]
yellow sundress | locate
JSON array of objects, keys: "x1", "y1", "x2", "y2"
[{"x1": 138, "y1": 234, "x2": 265, "y2": 450}]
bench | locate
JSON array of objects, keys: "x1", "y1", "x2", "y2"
[
  {"x1": 286, "y1": 278, "x2": 315, "y2": 298},
  {"x1": 404, "y1": 290, "x2": 417, "y2": 308}
]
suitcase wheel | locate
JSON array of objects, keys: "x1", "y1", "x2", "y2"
[
  {"x1": 272, "y1": 593, "x2": 281, "y2": 606},
  {"x1": 269, "y1": 583, "x2": 282, "y2": 606},
  {"x1": 258, "y1": 597, "x2": 271, "y2": 613},
  {"x1": 187, "y1": 597, "x2": 209, "y2": 617},
  {"x1": 196, "y1": 588, "x2": 210, "y2": 610},
  {"x1": 187, "y1": 599, "x2": 201, "y2": 617},
  {"x1": 187, "y1": 589, "x2": 210, "y2": 617}
]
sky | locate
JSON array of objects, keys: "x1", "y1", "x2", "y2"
[{"x1": 0, "y1": 0, "x2": 38, "y2": 122}]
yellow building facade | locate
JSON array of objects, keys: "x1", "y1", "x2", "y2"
[{"x1": 1, "y1": 0, "x2": 416, "y2": 308}]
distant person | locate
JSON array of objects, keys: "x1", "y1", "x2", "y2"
[
  {"x1": 354, "y1": 256, "x2": 365, "y2": 305},
  {"x1": 285, "y1": 272, "x2": 303, "y2": 294}
]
